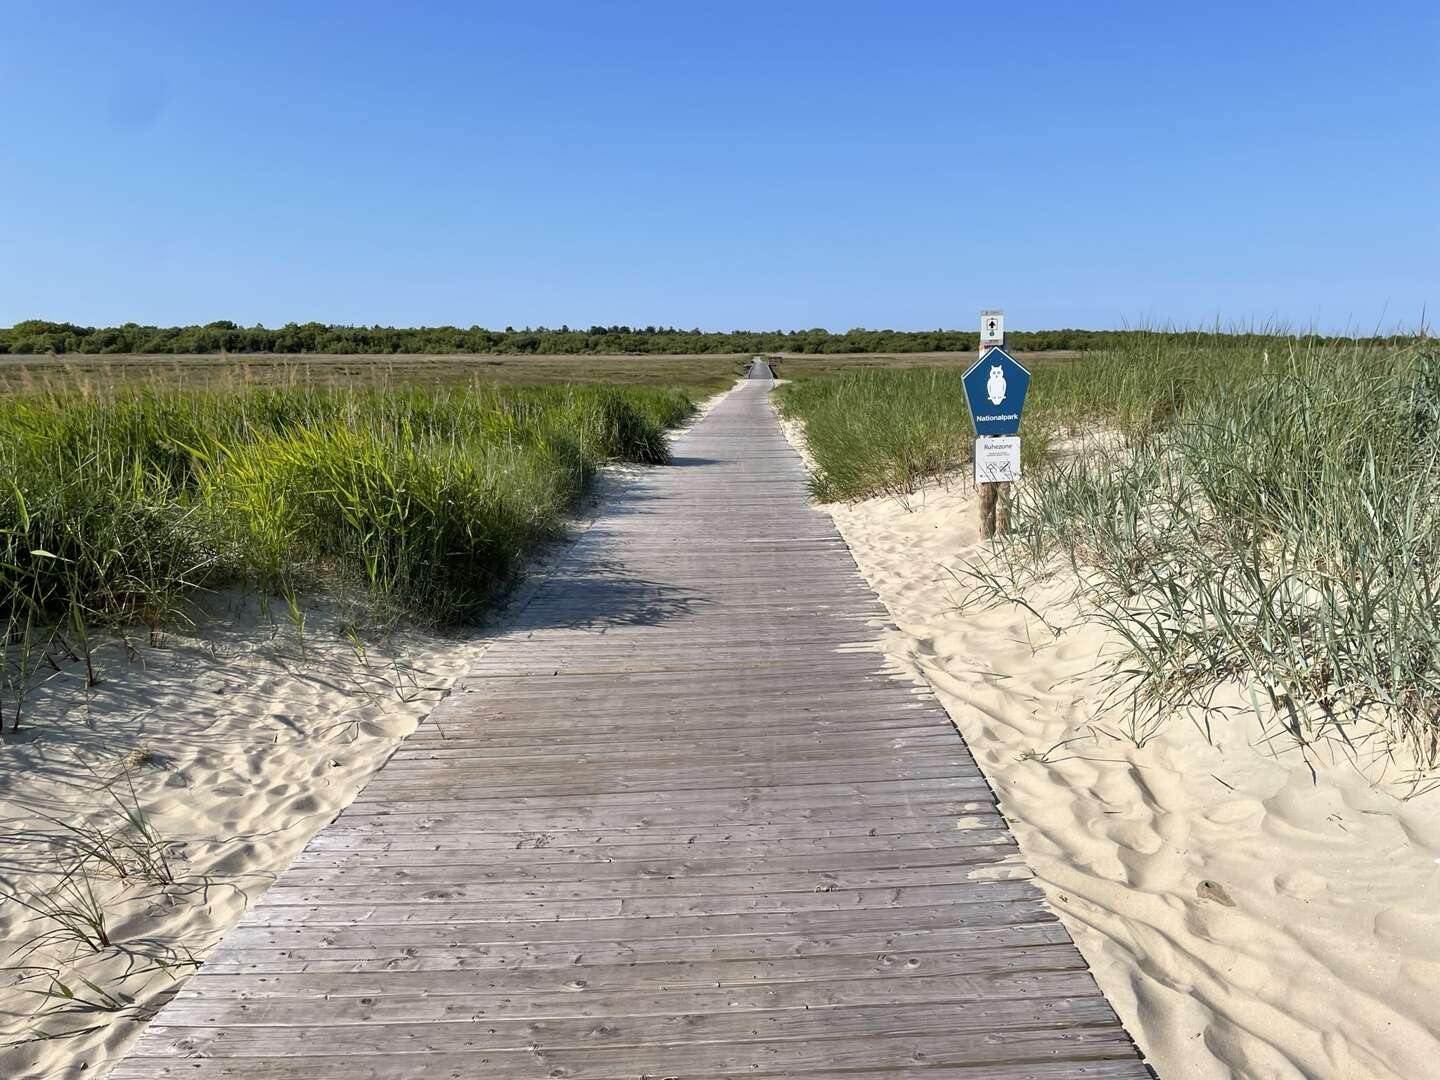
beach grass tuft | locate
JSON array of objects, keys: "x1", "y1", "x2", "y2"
[{"x1": 0, "y1": 381, "x2": 694, "y2": 732}]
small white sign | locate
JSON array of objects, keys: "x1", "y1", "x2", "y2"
[
  {"x1": 980, "y1": 309, "x2": 1004, "y2": 347},
  {"x1": 975, "y1": 436, "x2": 1021, "y2": 484}
]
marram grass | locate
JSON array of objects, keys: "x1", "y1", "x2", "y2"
[
  {"x1": 0, "y1": 382, "x2": 692, "y2": 731},
  {"x1": 780, "y1": 333, "x2": 1440, "y2": 777}
]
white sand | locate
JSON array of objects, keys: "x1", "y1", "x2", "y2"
[
  {"x1": 0, "y1": 593, "x2": 484, "y2": 1078},
  {"x1": 796, "y1": 458, "x2": 1440, "y2": 1078}
]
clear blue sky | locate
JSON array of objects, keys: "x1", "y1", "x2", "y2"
[{"x1": 1, "y1": 1, "x2": 1435, "y2": 333}]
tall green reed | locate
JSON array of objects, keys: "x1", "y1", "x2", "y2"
[{"x1": 0, "y1": 382, "x2": 692, "y2": 733}]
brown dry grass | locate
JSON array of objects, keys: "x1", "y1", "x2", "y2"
[
  {"x1": 765, "y1": 350, "x2": 1082, "y2": 380},
  {"x1": 0, "y1": 353, "x2": 743, "y2": 394}
]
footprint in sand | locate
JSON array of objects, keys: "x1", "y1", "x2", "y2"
[
  {"x1": 208, "y1": 843, "x2": 259, "y2": 876},
  {"x1": 1106, "y1": 819, "x2": 1166, "y2": 857},
  {"x1": 1203, "y1": 798, "x2": 1264, "y2": 826},
  {"x1": 1374, "y1": 906, "x2": 1440, "y2": 953},
  {"x1": 288, "y1": 793, "x2": 322, "y2": 815},
  {"x1": 1195, "y1": 879, "x2": 1236, "y2": 907},
  {"x1": 1273, "y1": 868, "x2": 1327, "y2": 900}
]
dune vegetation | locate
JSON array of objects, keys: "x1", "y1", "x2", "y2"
[
  {"x1": 0, "y1": 381, "x2": 694, "y2": 734},
  {"x1": 779, "y1": 333, "x2": 1440, "y2": 779}
]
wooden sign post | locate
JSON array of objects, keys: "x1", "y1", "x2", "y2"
[
  {"x1": 978, "y1": 476, "x2": 1000, "y2": 539},
  {"x1": 978, "y1": 311, "x2": 1004, "y2": 538}
]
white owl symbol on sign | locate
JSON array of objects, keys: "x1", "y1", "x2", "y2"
[{"x1": 986, "y1": 365, "x2": 1007, "y2": 405}]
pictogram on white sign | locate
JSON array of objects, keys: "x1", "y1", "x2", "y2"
[
  {"x1": 980, "y1": 309, "x2": 1004, "y2": 347},
  {"x1": 974, "y1": 436, "x2": 1021, "y2": 484}
]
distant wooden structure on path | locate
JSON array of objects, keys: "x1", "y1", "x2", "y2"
[{"x1": 115, "y1": 374, "x2": 1148, "y2": 1078}]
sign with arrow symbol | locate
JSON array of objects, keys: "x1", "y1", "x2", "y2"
[{"x1": 980, "y1": 309, "x2": 1004, "y2": 348}]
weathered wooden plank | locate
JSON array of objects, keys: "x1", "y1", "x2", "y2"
[
  {"x1": 142, "y1": 996, "x2": 1126, "y2": 1055},
  {"x1": 154, "y1": 940, "x2": 1093, "y2": 1001},
  {"x1": 405, "y1": 715, "x2": 948, "y2": 739},
  {"x1": 292, "y1": 823, "x2": 1013, "y2": 857},
  {"x1": 324, "y1": 804, "x2": 1002, "y2": 832},
  {"x1": 297, "y1": 827, "x2": 1009, "y2": 859},
  {"x1": 430, "y1": 706, "x2": 946, "y2": 733},
  {"x1": 110, "y1": 1028, "x2": 1144, "y2": 1078},
  {"x1": 329, "y1": 797, "x2": 998, "y2": 827},
  {"x1": 269, "y1": 844, "x2": 1026, "y2": 888},
  {"x1": 115, "y1": 379, "x2": 1145, "y2": 1077},
  {"x1": 360, "y1": 763, "x2": 987, "y2": 792},
  {"x1": 151, "y1": 969, "x2": 1107, "y2": 1025},
  {"x1": 310, "y1": 810, "x2": 1004, "y2": 843},
  {"x1": 446, "y1": 669, "x2": 937, "y2": 691},
  {"x1": 253, "y1": 863, "x2": 1037, "y2": 906},
  {"x1": 376, "y1": 744, "x2": 978, "y2": 775},
  {"x1": 414, "y1": 712, "x2": 949, "y2": 740},
  {"x1": 393, "y1": 724, "x2": 957, "y2": 749},
  {"x1": 199, "y1": 923, "x2": 1067, "y2": 974},
  {"x1": 238, "y1": 880, "x2": 1043, "y2": 926},
  {"x1": 391, "y1": 730, "x2": 960, "y2": 759},
  {"x1": 214, "y1": 899, "x2": 1056, "y2": 955},
  {"x1": 329, "y1": 785, "x2": 1001, "y2": 816}
]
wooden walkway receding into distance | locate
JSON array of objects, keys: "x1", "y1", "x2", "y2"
[{"x1": 115, "y1": 374, "x2": 1149, "y2": 1078}]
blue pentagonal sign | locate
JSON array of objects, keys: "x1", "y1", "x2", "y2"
[{"x1": 963, "y1": 346, "x2": 1031, "y2": 436}]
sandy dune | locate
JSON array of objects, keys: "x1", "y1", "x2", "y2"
[{"x1": 795, "y1": 457, "x2": 1440, "y2": 1079}]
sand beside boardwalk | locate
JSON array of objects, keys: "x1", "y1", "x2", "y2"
[
  {"x1": 0, "y1": 594, "x2": 485, "y2": 1078},
  {"x1": 797, "y1": 460, "x2": 1440, "y2": 1079}
]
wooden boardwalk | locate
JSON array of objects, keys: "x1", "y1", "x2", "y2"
[{"x1": 115, "y1": 377, "x2": 1148, "y2": 1078}]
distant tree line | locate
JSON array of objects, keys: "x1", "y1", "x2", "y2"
[{"x1": 0, "y1": 319, "x2": 1415, "y2": 357}]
